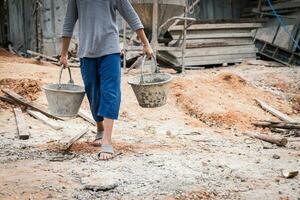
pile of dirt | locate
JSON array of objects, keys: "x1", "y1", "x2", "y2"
[
  {"x1": 0, "y1": 78, "x2": 42, "y2": 100},
  {"x1": 291, "y1": 94, "x2": 300, "y2": 112},
  {"x1": 171, "y1": 72, "x2": 292, "y2": 131},
  {"x1": 43, "y1": 141, "x2": 176, "y2": 155},
  {"x1": 166, "y1": 190, "x2": 216, "y2": 200},
  {"x1": 0, "y1": 78, "x2": 42, "y2": 109}
]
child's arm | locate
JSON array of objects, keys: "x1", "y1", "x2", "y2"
[
  {"x1": 136, "y1": 29, "x2": 153, "y2": 59},
  {"x1": 60, "y1": 0, "x2": 78, "y2": 67},
  {"x1": 116, "y1": 0, "x2": 153, "y2": 58}
]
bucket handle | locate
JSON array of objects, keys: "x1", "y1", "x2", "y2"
[
  {"x1": 139, "y1": 54, "x2": 160, "y2": 84},
  {"x1": 58, "y1": 65, "x2": 74, "y2": 88}
]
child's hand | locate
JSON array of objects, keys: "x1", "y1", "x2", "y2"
[
  {"x1": 143, "y1": 44, "x2": 153, "y2": 59},
  {"x1": 60, "y1": 55, "x2": 68, "y2": 68}
]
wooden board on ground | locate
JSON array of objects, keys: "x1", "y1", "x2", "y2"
[
  {"x1": 27, "y1": 50, "x2": 58, "y2": 62},
  {"x1": 60, "y1": 127, "x2": 89, "y2": 150},
  {"x1": 245, "y1": 59, "x2": 285, "y2": 67},
  {"x1": 243, "y1": 132, "x2": 288, "y2": 147},
  {"x1": 255, "y1": 99, "x2": 296, "y2": 123},
  {"x1": 0, "y1": 95, "x2": 17, "y2": 105},
  {"x1": 13, "y1": 108, "x2": 30, "y2": 140},
  {"x1": 78, "y1": 109, "x2": 96, "y2": 126},
  {"x1": 2, "y1": 89, "x2": 63, "y2": 121},
  {"x1": 27, "y1": 109, "x2": 63, "y2": 130},
  {"x1": 253, "y1": 121, "x2": 300, "y2": 130}
]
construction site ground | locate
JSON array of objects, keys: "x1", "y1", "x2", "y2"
[{"x1": 0, "y1": 49, "x2": 299, "y2": 200}]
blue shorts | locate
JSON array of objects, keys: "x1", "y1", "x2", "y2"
[{"x1": 80, "y1": 53, "x2": 121, "y2": 121}]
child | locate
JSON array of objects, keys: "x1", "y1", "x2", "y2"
[{"x1": 60, "y1": 0, "x2": 153, "y2": 160}]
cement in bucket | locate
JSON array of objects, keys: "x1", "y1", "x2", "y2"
[
  {"x1": 43, "y1": 66, "x2": 85, "y2": 117},
  {"x1": 128, "y1": 55, "x2": 172, "y2": 108}
]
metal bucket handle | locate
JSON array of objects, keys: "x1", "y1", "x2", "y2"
[
  {"x1": 58, "y1": 65, "x2": 75, "y2": 88},
  {"x1": 139, "y1": 54, "x2": 160, "y2": 84}
]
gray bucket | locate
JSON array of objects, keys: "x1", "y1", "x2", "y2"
[
  {"x1": 128, "y1": 55, "x2": 173, "y2": 108},
  {"x1": 43, "y1": 66, "x2": 85, "y2": 117}
]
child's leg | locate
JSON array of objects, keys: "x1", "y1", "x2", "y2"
[
  {"x1": 97, "y1": 53, "x2": 121, "y2": 160},
  {"x1": 80, "y1": 58, "x2": 104, "y2": 130}
]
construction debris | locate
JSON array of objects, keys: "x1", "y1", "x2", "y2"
[
  {"x1": 78, "y1": 110, "x2": 96, "y2": 126},
  {"x1": 2, "y1": 89, "x2": 63, "y2": 121},
  {"x1": 13, "y1": 108, "x2": 30, "y2": 140},
  {"x1": 60, "y1": 127, "x2": 89, "y2": 151},
  {"x1": 281, "y1": 170, "x2": 299, "y2": 179},
  {"x1": 26, "y1": 109, "x2": 63, "y2": 130},
  {"x1": 243, "y1": 132, "x2": 288, "y2": 147},
  {"x1": 255, "y1": 99, "x2": 297, "y2": 123},
  {"x1": 254, "y1": 121, "x2": 300, "y2": 130}
]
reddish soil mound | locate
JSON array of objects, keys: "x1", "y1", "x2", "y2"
[
  {"x1": 0, "y1": 78, "x2": 41, "y2": 100},
  {"x1": 0, "y1": 78, "x2": 42, "y2": 109},
  {"x1": 171, "y1": 72, "x2": 292, "y2": 131},
  {"x1": 165, "y1": 190, "x2": 216, "y2": 200},
  {"x1": 43, "y1": 141, "x2": 176, "y2": 155}
]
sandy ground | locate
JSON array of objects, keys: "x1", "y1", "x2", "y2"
[{"x1": 0, "y1": 49, "x2": 299, "y2": 200}]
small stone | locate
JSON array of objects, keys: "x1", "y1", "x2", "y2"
[
  {"x1": 81, "y1": 173, "x2": 118, "y2": 192},
  {"x1": 273, "y1": 154, "x2": 280, "y2": 159},
  {"x1": 166, "y1": 130, "x2": 172, "y2": 136}
]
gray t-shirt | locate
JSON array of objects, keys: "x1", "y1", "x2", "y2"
[{"x1": 62, "y1": 0, "x2": 144, "y2": 58}]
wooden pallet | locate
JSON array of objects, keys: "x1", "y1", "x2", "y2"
[{"x1": 160, "y1": 22, "x2": 260, "y2": 67}]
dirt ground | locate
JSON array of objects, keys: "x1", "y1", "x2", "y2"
[{"x1": 0, "y1": 49, "x2": 299, "y2": 200}]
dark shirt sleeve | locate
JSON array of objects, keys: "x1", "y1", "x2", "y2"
[
  {"x1": 62, "y1": 0, "x2": 78, "y2": 37},
  {"x1": 116, "y1": 0, "x2": 144, "y2": 31}
]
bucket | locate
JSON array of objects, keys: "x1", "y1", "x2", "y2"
[
  {"x1": 43, "y1": 66, "x2": 85, "y2": 117},
  {"x1": 128, "y1": 55, "x2": 173, "y2": 108}
]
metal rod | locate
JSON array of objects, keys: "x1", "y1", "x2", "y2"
[
  {"x1": 151, "y1": 0, "x2": 158, "y2": 73},
  {"x1": 123, "y1": 19, "x2": 127, "y2": 71},
  {"x1": 181, "y1": 4, "x2": 187, "y2": 74}
]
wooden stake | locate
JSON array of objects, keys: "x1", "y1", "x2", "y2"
[
  {"x1": 243, "y1": 132, "x2": 288, "y2": 147},
  {"x1": 14, "y1": 108, "x2": 30, "y2": 140}
]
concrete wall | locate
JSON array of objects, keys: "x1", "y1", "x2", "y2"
[{"x1": 7, "y1": 0, "x2": 37, "y2": 51}]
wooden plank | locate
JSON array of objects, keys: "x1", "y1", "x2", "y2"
[
  {"x1": 170, "y1": 28, "x2": 252, "y2": 37},
  {"x1": 167, "y1": 45, "x2": 257, "y2": 57},
  {"x1": 78, "y1": 109, "x2": 96, "y2": 126},
  {"x1": 243, "y1": 132, "x2": 288, "y2": 147},
  {"x1": 181, "y1": 38, "x2": 254, "y2": 48},
  {"x1": 170, "y1": 23, "x2": 263, "y2": 31},
  {"x1": 253, "y1": 121, "x2": 300, "y2": 130},
  {"x1": 171, "y1": 32, "x2": 254, "y2": 40},
  {"x1": 180, "y1": 56, "x2": 257, "y2": 66},
  {"x1": 13, "y1": 108, "x2": 30, "y2": 140},
  {"x1": 61, "y1": 127, "x2": 89, "y2": 150},
  {"x1": 27, "y1": 50, "x2": 58, "y2": 62},
  {"x1": 2, "y1": 89, "x2": 63, "y2": 121},
  {"x1": 27, "y1": 110, "x2": 63, "y2": 130},
  {"x1": 0, "y1": 95, "x2": 17, "y2": 105},
  {"x1": 175, "y1": 53, "x2": 257, "y2": 63},
  {"x1": 255, "y1": 99, "x2": 296, "y2": 123}
]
